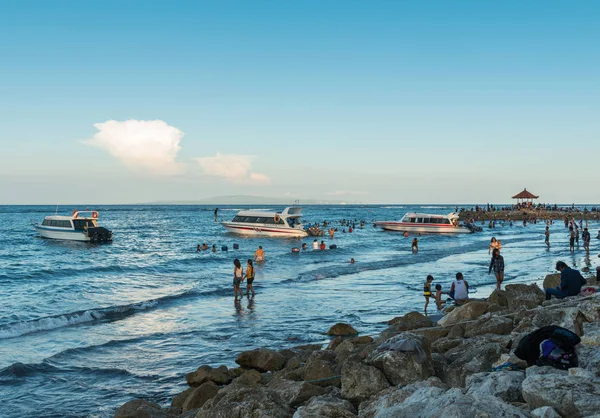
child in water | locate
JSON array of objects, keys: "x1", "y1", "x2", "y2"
[
  {"x1": 435, "y1": 284, "x2": 444, "y2": 310},
  {"x1": 412, "y1": 238, "x2": 419, "y2": 253},
  {"x1": 244, "y1": 259, "x2": 255, "y2": 297},
  {"x1": 423, "y1": 275, "x2": 434, "y2": 314}
]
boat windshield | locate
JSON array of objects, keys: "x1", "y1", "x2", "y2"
[{"x1": 73, "y1": 219, "x2": 97, "y2": 230}]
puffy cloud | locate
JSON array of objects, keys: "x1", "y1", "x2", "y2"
[
  {"x1": 85, "y1": 119, "x2": 185, "y2": 175},
  {"x1": 195, "y1": 153, "x2": 270, "y2": 184}
]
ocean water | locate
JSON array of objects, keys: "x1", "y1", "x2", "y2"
[{"x1": 0, "y1": 204, "x2": 598, "y2": 418}]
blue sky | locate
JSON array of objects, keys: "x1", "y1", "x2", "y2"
[{"x1": 0, "y1": 1, "x2": 598, "y2": 204}]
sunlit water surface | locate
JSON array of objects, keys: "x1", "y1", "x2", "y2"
[{"x1": 0, "y1": 205, "x2": 597, "y2": 417}]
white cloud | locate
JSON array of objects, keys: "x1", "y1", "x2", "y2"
[
  {"x1": 85, "y1": 119, "x2": 185, "y2": 175},
  {"x1": 195, "y1": 153, "x2": 270, "y2": 184}
]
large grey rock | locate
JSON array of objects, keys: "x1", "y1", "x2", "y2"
[
  {"x1": 293, "y1": 395, "x2": 357, "y2": 418},
  {"x1": 522, "y1": 366, "x2": 600, "y2": 417},
  {"x1": 114, "y1": 399, "x2": 168, "y2": 418},
  {"x1": 465, "y1": 371, "x2": 525, "y2": 402},
  {"x1": 302, "y1": 351, "x2": 339, "y2": 387},
  {"x1": 366, "y1": 333, "x2": 432, "y2": 386},
  {"x1": 488, "y1": 289, "x2": 508, "y2": 307},
  {"x1": 463, "y1": 316, "x2": 514, "y2": 338},
  {"x1": 341, "y1": 361, "x2": 389, "y2": 404},
  {"x1": 327, "y1": 323, "x2": 359, "y2": 336},
  {"x1": 267, "y1": 378, "x2": 326, "y2": 407},
  {"x1": 543, "y1": 274, "x2": 561, "y2": 290},
  {"x1": 357, "y1": 377, "x2": 447, "y2": 418},
  {"x1": 531, "y1": 406, "x2": 561, "y2": 418},
  {"x1": 387, "y1": 311, "x2": 433, "y2": 329},
  {"x1": 358, "y1": 386, "x2": 530, "y2": 417},
  {"x1": 235, "y1": 348, "x2": 287, "y2": 372},
  {"x1": 505, "y1": 284, "x2": 545, "y2": 311},
  {"x1": 171, "y1": 387, "x2": 194, "y2": 408},
  {"x1": 431, "y1": 337, "x2": 462, "y2": 353},
  {"x1": 181, "y1": 381, "x2": 219, "y2": 412},
  {"x1": 197, "y1": 386, "x2": 293, "y2": 418},
  {"x1": 437, "y1": 301, "x2": 490, "y2": 327},
  {"x1": 434, "y1": 337, "x2": 507, "y2": 387},
  {"x1": 186, "y1": 365, "x2": 231, "y2": 387}
]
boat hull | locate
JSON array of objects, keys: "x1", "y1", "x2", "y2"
[
  {"x1": 375, "y1": 222, "x2": 472, "y2": 234},
  {"x1": 222, "y1": 222, "x2": 308, "y2": 238},
  {"x1": 34, "y1": 226, "x2": 90, "y2": 241}
]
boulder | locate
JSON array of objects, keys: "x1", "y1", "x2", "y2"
[
  {"x1": 327, "y1": 323, "x2": 359, "y2": 336},
  {"x1": 350, "y1": 336, "x2": 373, "y2": 345},
  {"x1": 522, "y1": 365, "x2": 600, "y2": 417},
  {"x1": 488, "y1": 289, "x2": 508, "y2": 307},
  {"x1": 505, "y1": 284, "x2": 545, "y2": 311},
  {"x1": 197, "y1": 386, "x2": 293, "y2": 418},
  {"x1": 267, "y1": 378, "x2": 326, "y2": 407},
  {"x1": 233, "y1": 369, "x2": 263, "y2": 386},
  {"x1": 357, "y1": 377, "x2": 447, "y2": 418},
  {"x1": 465, "y1": 371, "x2": 525, "y2": 402},
  {"x1": 181, "y1": 381, "x2": 219, "y2": 412},
  {"x1": 447, "y1": 324, "x2": 465, "y2": 338},
  {"x1": 171, "y1": 387, "x2": 194, "y2": 408},
  {"x1": 531, "y1": 406, "x2": 561, "y2": 418},
  {"x1": 358, "y1": 386, "x2": 530, "y2": 417},
  {"x1": 285, "y1": 356, "x2": 302, "y2": 370},
  {"x1": 437, "y1": 301, "x2": 490, "y2": 327},
  {"x1": 293, "y1": 394, "x2": 357, "y2": 418},
  {"x1": 340, "y1": 361, "x2": 389, "y2": 404},
  {"x1": 334, "y1": 340, "x2": 355, "y2": 364},
  {"x1": 431, "y1": 337, "x2": 462, "y2": 353},
  {"x1": 114, "y1": 399, "x2": 168, "y2": 418},
  {"x1": 186, "y1": 365, "x2": 231, "y2": 387},
  {"x1": 366, "y1": 333, "x2": 432, "y2": 386},
  {"x1": 387, "y1": 311, "x2": 433, "y2": 329},
  {"x1": 235, "y1": 348, "x2": 287, "y2": 372},
  {"x1": 302, "y1": 351, "x2": 340, "y2": 387},
  {"x1": 463, "y1": 316, "x2": 514, "y2": 338},
  {"x1": 543, "y1": 273, "x2": 561, "y2": 290},
  {"x1": 434, "y1": 337, "x2": 507, "y2": 387}
]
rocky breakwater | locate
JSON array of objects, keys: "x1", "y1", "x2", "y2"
[{"x1": 115, "y1": 284, "x2": 600, "y2": 418}]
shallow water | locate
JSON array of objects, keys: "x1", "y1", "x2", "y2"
[{"x1": 0, "y1": 204, "x2": 597, "y2": 417}]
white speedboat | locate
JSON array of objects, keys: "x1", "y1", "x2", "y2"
[
  {"x1": 375, "y1": 212, "x2": 475, "y2": 234},
  {"x1": 222, "y1": 207, "x2": 308, "y2": 238},
  {"x1": 34, "y1": 210, "x2": 113, "y2": 242}
]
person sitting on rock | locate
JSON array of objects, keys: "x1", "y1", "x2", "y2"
[
  {"x1": 545, "y1": 261, "x2": 586, "y2": 300},
  {"x1": 449, "y1": 272, "x2": 469, "y2": 304}
]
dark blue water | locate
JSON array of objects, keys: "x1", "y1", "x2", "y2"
[{"x1": 0, "y1": 205, "x2": 597, "y2": 418}]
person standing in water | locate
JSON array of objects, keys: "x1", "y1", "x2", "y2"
[
  {"x1": 569, "y1": 226, "x2": 576, "y2": 252},
  {"x1": 582, "y1": 228, "x2": 591, "y2": 253},
  {"x1": 434, "y1": 284, "x2": 445, "y2": 310},
  {"x1": 214, "y1": 208, "x2": 219, "y2": 222},
  {"x1": 488, "y1": 248, "x2": 505, "y2": 290},
  {"x1": 545, "y1": 226, "x2": 550, "y2": 249},
  {"x1": 412, "y1": 238, "x2": 418, "y2": 253},
  {"x1": 423, "y1": 275, "x2": 434, "y2": 314},
  {"x1": 254, "y1": 246, "x2": 265, "y2": 262},
  {"x1": 232, "y1": 259, "x2": 244, "y2": 299},
  {"x1": 312, "y1": 239, "x2": 319, "y2": 250},
  {"x1": 244, "y1": 259, "x2": 255, "y2": 297}
]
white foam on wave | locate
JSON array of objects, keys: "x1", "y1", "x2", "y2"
[
  {"x1": 0, "y1": 300, "x2": 158, "y2": 339},
  {"x1": 381, "y1": 206, "x2": 405, "y2": 209},
  {"x1": 220, "y1": 208, "x2": 273, "y2": 211},
  {"x1": 419, "y1": 206, "x2": 447, "y2": 209}
]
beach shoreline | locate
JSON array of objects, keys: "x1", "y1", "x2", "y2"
[{"x1": 115, "y1": 269, "x2": 600, "y2": 418}]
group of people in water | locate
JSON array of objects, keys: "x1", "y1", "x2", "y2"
[{"x1": 232, "y1": 246, "x2": 265, "y2": 299}]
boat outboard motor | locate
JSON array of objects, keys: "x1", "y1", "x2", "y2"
[{"x1": 87, "y1": 227, "x2": 113, "y2": 243}]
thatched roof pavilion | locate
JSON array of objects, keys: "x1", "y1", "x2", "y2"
[{"x1": 512, "y1": 188, "x2": 539, "y2": 205}]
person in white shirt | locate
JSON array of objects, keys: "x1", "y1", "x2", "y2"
[
  {"x1": 450, "y1": 272, "x2": 469, "y2": 303},
  {"x1": 312, "y1": 239, "x2": 319, "y2": 250}
]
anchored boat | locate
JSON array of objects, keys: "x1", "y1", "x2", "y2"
[
  {"x1": 375, "y1": 212, "x2": 477, "y2": 234},
  {"x1": 222, "y1": 207, "x2": 308, "y2": 238},
  {"x1": 34, "y1": 210, "x2": 113, "y2": 242}
]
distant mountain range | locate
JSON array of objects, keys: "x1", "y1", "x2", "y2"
[{"x1": 147, "y1": 195, "x2": 355, "y2": 205}]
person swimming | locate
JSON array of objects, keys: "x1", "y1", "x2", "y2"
[
  {"x1": 350, "y1": 258, "x2": 355, "y2": 263},
  {"x1": 254, "y1": 246, "x2": 265, "y2": 262}
]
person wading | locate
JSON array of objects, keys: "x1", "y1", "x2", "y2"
[{"x1": 488, "y1": 248, "x2": 505, "y2": 290}]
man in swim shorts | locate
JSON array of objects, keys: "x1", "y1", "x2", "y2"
[{"x1": 254, "y1": 246, "x2": 265, "y2": 262}]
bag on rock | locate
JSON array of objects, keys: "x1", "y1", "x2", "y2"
[
  {"x1": 536, "y1": 339, "x2": 578, "y2": 370},
  {"x1": 515, "y1": 325, "x2": 581, "y2": 366}
]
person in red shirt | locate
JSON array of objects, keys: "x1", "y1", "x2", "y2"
[{"x1": 320, "y1": 241, "x2": 326, "y2": 250}]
